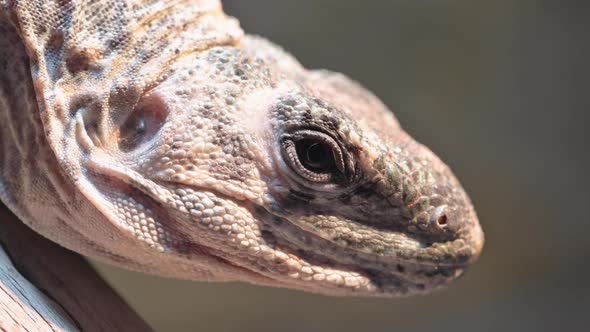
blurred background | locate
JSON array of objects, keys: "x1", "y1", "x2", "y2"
[{"x1": 91, "y1": 0, "x2": 590, "y2": 331}]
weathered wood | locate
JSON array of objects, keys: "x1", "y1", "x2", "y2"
[{"x1": 0, "y1": 205, "x2": 153, "y2": 332}]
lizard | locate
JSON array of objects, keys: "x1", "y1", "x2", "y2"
[{"x1": 0, "y1": 0, "x2": 484, "y2": 297}]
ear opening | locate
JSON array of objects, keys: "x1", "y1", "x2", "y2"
[{"x1": 118, "y1": 92, "x2": 169, "y2": 153}]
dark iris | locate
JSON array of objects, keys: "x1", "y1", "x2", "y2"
[{"x1": 296, "y1": 139, "x2": 336, "y2": 172}]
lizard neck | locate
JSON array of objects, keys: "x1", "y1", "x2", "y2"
[
  {"x1": 0, "y1": 13, "x2": 47, "y2": 211},
  {"x1": 0, "y1": 13, "x2": 89, "y2": 252}
]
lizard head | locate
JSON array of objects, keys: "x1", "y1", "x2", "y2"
[
  {"x1": 14, "y1": 1, "x2": 482, "y2": 296},
  {"x1": 68, "y1": 36, "x2": 483, "y2": 297}
]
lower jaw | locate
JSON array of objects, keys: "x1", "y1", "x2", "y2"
[{"x1": 256, "y1": 211, "x2": 465, "y2": 295}]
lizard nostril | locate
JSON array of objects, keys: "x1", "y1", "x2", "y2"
[
  {"x1": 437, "y1": 214, "x2": 448, "y2": 226},
  {"x1": 430, "y1": 205, "x2": 449, "y2": 229}
]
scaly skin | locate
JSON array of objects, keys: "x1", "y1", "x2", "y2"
[{"x1": 0, "y1": 0, "x2": 483, "y2": 296}]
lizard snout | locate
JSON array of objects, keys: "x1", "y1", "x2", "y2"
[{"x1": 365, "y1": 138, "x2": 484, "y2": 267}]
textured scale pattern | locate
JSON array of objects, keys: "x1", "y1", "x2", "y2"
[
  {"x1": 0, "y1": 0, "x2": 483, "y2": 297},
  {"x1": 111, "y1": 194, "x2": 171, "y2": 253}
]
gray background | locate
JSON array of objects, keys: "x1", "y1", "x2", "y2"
[{"x1": 92, "y1": 0, "x2": 590, "y2": 331}]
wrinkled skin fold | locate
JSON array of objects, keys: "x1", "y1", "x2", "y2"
[{"x1": 0, "y1": 0, "x2": 483, "y2": 296}]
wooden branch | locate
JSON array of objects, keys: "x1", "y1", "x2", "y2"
[{"x1": 0, "y1": 205, "x2": 153, "y2": 332}]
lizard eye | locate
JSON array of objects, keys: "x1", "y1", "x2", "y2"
[
  {"x1": 119, "y1": 95, "x2": 168, "y2": 152},
  {"x1": 281, "y1": 130, "x2": 347, "y2": 183}
]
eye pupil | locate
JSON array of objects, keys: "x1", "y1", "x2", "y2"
[
  {"x1": 296, "y1": 139, "x2": 335, "y2": 172},
  {"x1": 306, "y1": 143, "x2": 330, "y2": 168}
]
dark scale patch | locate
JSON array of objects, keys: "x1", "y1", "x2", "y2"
[
  {"x1": 363, "y1": 269, "x2": 403, "y2": 289},
  {"x1": 212, "y1": 159, "x2": 253, "y2": 183},
  {"x1": 349, "y1": 180, "x2": 379, "y2": 199},
  {"x1": 206, "y1": 47, "x2": 274, "y2": 86},
  {"x1": 47, "y1": 30, "x2": 65, "y2": 53},
  {"x1": 94, "y1": 247, "x2": 134, "y2": 267},
  {"x1": 106, "y1": 30, "x2": 130, "y2": 50},
  {"x1": 69, "y1": 93, "x2": 101, "y2": 116},
  {"x1": 213, "y1": 129, "x2": 256, "y2": 161},
  {"x1": 323, "y1": 114, "x2": 341, "y2": 130},
  {"x1": 43, "y1": 30, "x2": 67, "y2": 81},
  {"x1": 288, "y1": 190, "x2": 316, "y2": 202},
  {"x1": 338, "y1": 194, "x2": 352, "y2": 205},
  {"x1": 217, "y1": 112, "x2": 234, "y2": 126},
  {"x1": 273, "y1": 94, "x2": 348, "y2": 137},
  {"x1": 0, "y1": 57, "x2": 7, "y2": 73},
  {"x1": 223, "y1": 163, "x2": 254, "y2": 182},
  {"x1": 66, "y1": 47, "x2": 103, "y2": 73},
  {"x1": 275, "y1": 192, "x2": 325, "y2": 214},
  {"x1": 173, "y1": 240, "x2": 215, "y2": 257},
  {"x1": 36, "y1": 24, "x2": 47, "y2": 35},
  {"x1": 206, "y1": 121, "x2": 261, "y2": 184},
  {"x1": 421, "y1": 267, "x2": 455, "y2": 278}
]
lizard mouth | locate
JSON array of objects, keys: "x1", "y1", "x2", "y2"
[{"x1": 252, "y1": 205, "x2": 476, "y2": 295}]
